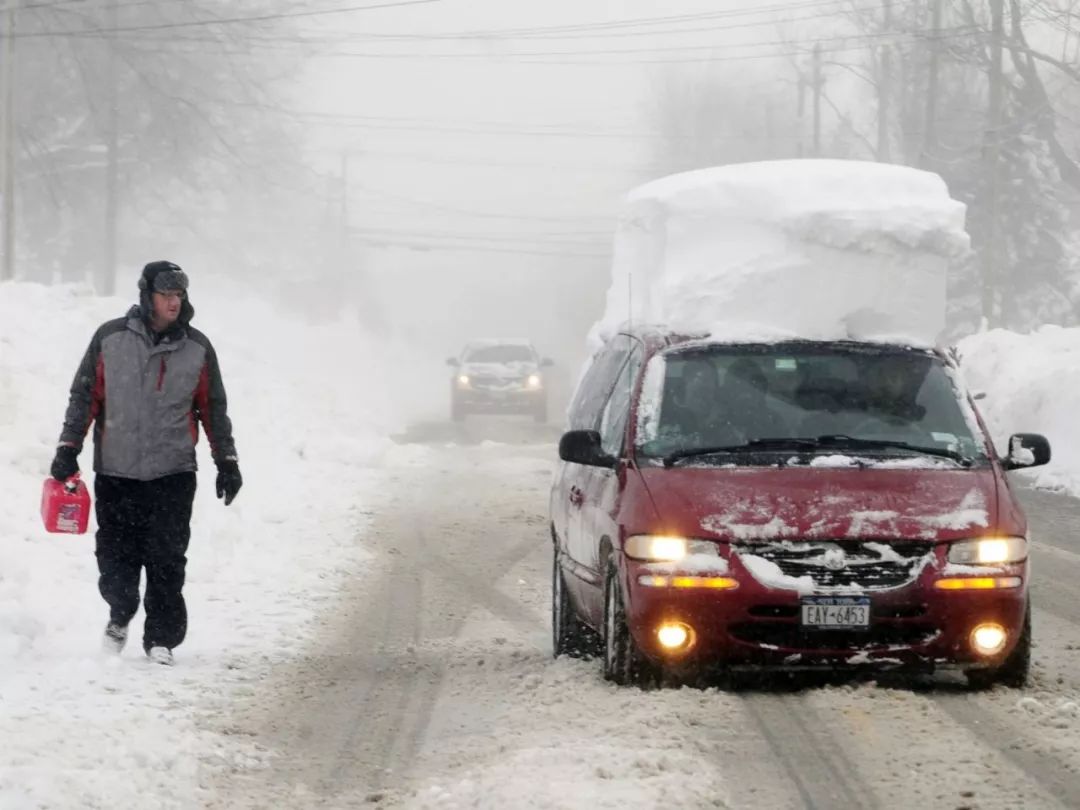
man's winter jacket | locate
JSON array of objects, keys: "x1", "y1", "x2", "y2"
[{"x1": 59, "y1": 305, "x2": 237, "y2": 481}]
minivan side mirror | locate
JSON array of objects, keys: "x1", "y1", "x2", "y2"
[
  {"x1": 1004, "y1": 433, "x2": 1051, "y2": 471},
  {"x1": 559, "y1": 430, "x2": 615, "y2": 469},
  {"x1": 541, "y1": 357, "x2": 555, "y2": 368},
  {"x1": 446, "y1": 357, "x2": 460, "y2": 367}
]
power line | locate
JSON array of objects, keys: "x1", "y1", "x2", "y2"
[
  {"x1": 101, "y1": 0, "x2": 874, "y2": 44},
  {"x1": 351, "y1": 234, "x2": 608, "y2": 258},
  {"x1": 330, "y1": 148, "x2": 663, "y2": 172},
  {"x1": 315, "y1": 26, "x2": 978, "y2": 60},
  {"x1": 354, "y1": 182, "x2": 615, "y2": 223},
  {"x1": 259, "y1": 0, "x2": 895, "y2": 45},
  {"x1": 21, "y1": 0, "x2": 206, "y2": 11},
  {"x1": 344, "y1": 0, "x2": 856, "y2": 40},
  {"x1": 110, "y1": 23, "x2": 978, "y2": 63},
  {"x1": 505, "y1": 33, "x2": 978, "y2": 66},
  {"x1": 353, "y1": 225, "x2": 608, "y2": 245},
  {"x1": 15, "y1": 0, "x2": 441, "y2": 37}
]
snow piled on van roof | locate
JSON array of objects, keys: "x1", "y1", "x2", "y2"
[{"x1": 593, "y1": 159, "x2": 970, "y2": 349}]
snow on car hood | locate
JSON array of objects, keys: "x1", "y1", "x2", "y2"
[
  {"x1": 637, "y1": 466, "x2": 1007, "y2": 542},
  {"x1": 461, "y1": 360, "x2": 538, "y2": 379}
]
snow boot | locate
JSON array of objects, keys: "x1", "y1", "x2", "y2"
[
  {"x1": 147, "y1": 646, "x2": 174, "y2": 666},
  {"x1": 103, "y1": 622, "x2": 128, "y2": 654}
]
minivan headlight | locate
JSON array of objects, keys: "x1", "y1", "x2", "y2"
[
  {"x1": 947, "y1": 537, "x2": 1027, "y2": 565},
  {"x1": 624, "y1": 535, "x2": 719, "y2": 562}
]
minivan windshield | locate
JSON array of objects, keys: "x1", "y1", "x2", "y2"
[
  {"x1": 465, "y1": 345, "x2": 535, "y2": 364},
  {"x1": 636, "y1": 343, "x2": 988, "y2": 466}
]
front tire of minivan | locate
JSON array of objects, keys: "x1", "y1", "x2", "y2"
[
  {"x1": 552, "y1": 548, "x2": 599, "y2": 659},
  {"x1": 602, "y1": 560, "x2": 659, "y2": 688},
  {"x1": 965, "y1": 600, "x2": 1031, "y2": 690}
]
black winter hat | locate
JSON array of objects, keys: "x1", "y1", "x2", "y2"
[
  {"x1": 138, "y1": 260, "x2": 195, "y2": 326},
  {"x1": 140, "y1": 260, "x2": 188, "y2": 293}
]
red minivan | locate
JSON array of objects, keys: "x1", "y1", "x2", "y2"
[{"x1": 550, "y1": 328, "x2": 1050, "y2": 688}]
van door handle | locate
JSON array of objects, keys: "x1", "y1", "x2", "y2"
[{"x1": 569, "y1": 486, "x2": 584, "y2": 507}]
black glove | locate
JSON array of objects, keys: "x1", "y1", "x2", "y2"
[
  {"x1": 50, "y1": 445, "x2": 80, "y2": 482},
  {"x1": 216, "y1": 460, "x2": 242, "y2": 506}
]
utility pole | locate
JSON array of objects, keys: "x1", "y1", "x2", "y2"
[
  {"x1": 764, "y1": 100, "x2": 772, "y2": 152},
  {"x1": 102, "y1": 0, "x2": 118, "y2": 296},
  {"x1": 796, "y1": 75, "x2": 806, "y2": 157},
  {"x1": 0, "y1": 1, "x2": 15, "y2": 283},
  {"x1": 982, "y1": 0, "x2": 1005, "y2": 327},
  {"x1": 878, "y1": 0, "x2": 893, "y2": 162},
  {"x1": 812, "y1": 43, "x2": 823, "y2": 157},
  {"x1": 340, "y1": 151, "x2": 349, "y2": 234},
  {"x1": 921, "y1": 0, "x2": 943, "y2": 169}
]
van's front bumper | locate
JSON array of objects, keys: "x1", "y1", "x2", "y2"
[
  {"x1": 453, "y1": 387, "x2": 544, "y2": 413},
  {"x1": 622, "y1": 553, "x2": 1029, "y2": 673}
]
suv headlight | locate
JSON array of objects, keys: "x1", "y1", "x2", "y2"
[
  {"x1": 947, "y1": 537, "x2": 1028, "y2": 565},
  {"x1": 624, "y1": 535, "x2": 719, "y2": 562},
  {"x1": 526, "y1": 374, "x2": 542, "y2": 389}
]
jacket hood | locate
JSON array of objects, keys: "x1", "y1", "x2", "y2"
[{"x1": 637, "y1": 465, "x2": 1010, "y2": 543}]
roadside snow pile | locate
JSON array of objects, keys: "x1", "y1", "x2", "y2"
[
  {"x1": 0, "y1": 279, "x2": 400, "y2": 807},
  {"x1": 959, "y1": 325, "x2": 1080, "y2": 493},
  {"x1": 594, "y1": 159, "x2": 969, "y2": 346}
]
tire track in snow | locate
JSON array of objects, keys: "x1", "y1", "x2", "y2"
[
  {"x1": 932, "y1": 693, "x2": 1080, "y2": 809},
  {"x1": 321, "y1": 492, "x2": 549, "y2": 798},
  {"x1": 216, "y1": 443, "x2": 555, "y2": 806},
  {"x1": 742, "y1": 692, "x2": 879, "y2": 810},
  {"x1": 355, "y1": 523, "x2": 548, "y2": 794}
]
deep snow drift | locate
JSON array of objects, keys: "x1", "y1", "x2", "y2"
[
  {"x1": 0, "y1": 279, "x2": 406, "y2": 807},
  {"x1": 959, "y1": 325, "x2": 1080, "y2": 494},
  {"x1": 594, "y1": 160, "x2": 969, "y2": 347}
]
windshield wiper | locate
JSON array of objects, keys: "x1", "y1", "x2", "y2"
[
  {"x1": 662, "y1": 435, "x2": 974, "y2": 468},
  {"x1": 813, "y1": 435, "x2": 974, "y2": 466},
  {"x1": 664, "y1": 438, "x2": 822, "y2": 467}
]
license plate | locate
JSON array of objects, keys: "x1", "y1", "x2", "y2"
[{"x1": 801, "y1": 596, "x2": 871, "y2": 629}]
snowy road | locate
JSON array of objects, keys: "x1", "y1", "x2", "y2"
[{"x1": 209, "y1": 425, "x2": 1080, "y2": 810}]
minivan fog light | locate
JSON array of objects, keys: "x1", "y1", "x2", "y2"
[
  {"x1": 656, "y1": 622, "x2": 694, "y2": 652},
  {"x1": 971, "y1": 623, "x2": 1007, "y2": 656}
]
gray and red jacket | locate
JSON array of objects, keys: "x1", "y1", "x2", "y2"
[{"x1": 59, "y1": 305, "x2": 238, "y2": 481}]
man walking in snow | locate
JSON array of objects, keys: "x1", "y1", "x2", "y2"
[{"x1": 49, "y1": 261, "x2": 242, "y2": 666}]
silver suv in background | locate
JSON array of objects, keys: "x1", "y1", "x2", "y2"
[{"x1": 447, "y1": 340, "x2": 554, "y2": 423}]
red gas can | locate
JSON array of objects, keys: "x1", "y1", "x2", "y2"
[{"x1": 41, "y1": 474, "x2": 91, "y2": 535}]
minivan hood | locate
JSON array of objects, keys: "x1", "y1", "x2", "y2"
[
  {"x1": 637, "y1": 465, "x2": 1002, "y2": 543},
  {"x1": 461, "y1": 360, "x2": 538, "y2": 378}
]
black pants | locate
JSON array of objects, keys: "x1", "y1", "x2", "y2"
[{"x1": 94, "y1": 472, "x2": 196, "y2": 652}]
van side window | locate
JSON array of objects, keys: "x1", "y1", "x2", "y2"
[
  {"x1": 567, "y1": 336, "x2": 631, "y2": 430},
  {"x1": 600, "y1": 344, "x2": 644, "y2": 456}
]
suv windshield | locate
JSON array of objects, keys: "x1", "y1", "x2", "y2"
[
  {"x1": 465, "y1": 345, "x2": 535, "y2": 364},
  {"x1": 636, "y1": 343, "x2": 988, "y2": 465}
]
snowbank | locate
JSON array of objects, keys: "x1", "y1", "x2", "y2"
[
  {"x1": 958, "y1": 325, "x2": 1080, "y2": 494},
  {"x1": 594, "y1": 159, "x2": 969, "y2": 347},
  {"x1": 0, "y1": 280, "x2": 403, "y2": 807}
]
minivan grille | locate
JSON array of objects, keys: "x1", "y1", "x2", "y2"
[{"x1": 735, "y1": 540, "x2": 935, "y2": 592}]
